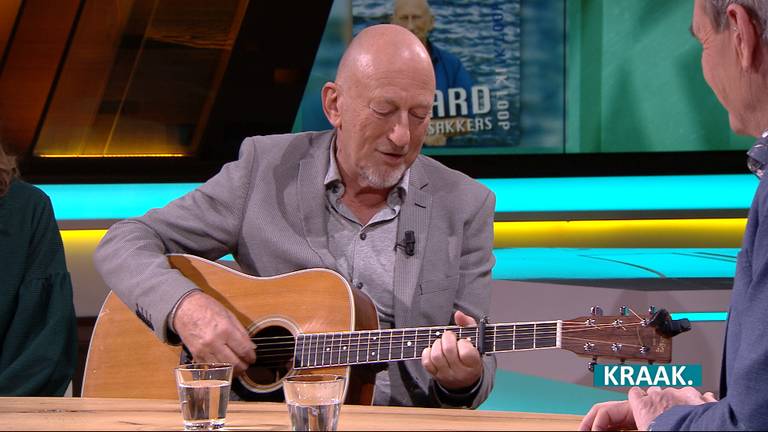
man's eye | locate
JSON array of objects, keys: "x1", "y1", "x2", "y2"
[
  {"x1": 411, "y1": 111, "x2": 429, "y2": 120},
  {"x1": 371, "y1": 107, "x2": 393, "y2": 116}
]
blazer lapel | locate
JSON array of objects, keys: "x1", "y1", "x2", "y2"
[
  {"x1": 297, "y1": 132, "x2": 336, "y2": 269},
  {"x1": 394, "y1": 159, "x2": 431, "y2": 328}
]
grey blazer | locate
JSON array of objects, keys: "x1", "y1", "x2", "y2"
[{"x1": 94, "y1": 130, "x2": 496, "y2": 408}]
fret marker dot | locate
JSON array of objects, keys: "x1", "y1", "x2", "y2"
[
  {"x1": 372, "y1": 337, "x2": 377, "y2": 341},
  {"x1": 326, "y1": 348, "x2": 330, "y2": 351},
  {"x1": 435, "y1": 331, "x2": 440, "y2": 336},
  {"x1": 407, "y1": 341, "x2": 412, "y2": 347},
  {"x1": 371, "y1": 352, "x2": 376, "y2": 356},
  {"x1": 342, "y1": 346, "x2": 347, "y2": 350}
]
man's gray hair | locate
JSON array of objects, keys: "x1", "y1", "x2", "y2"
[{"x1": 708, "y1": 0, "x2": 768, "y2": 40}]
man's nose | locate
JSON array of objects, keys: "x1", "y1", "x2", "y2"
[
  {"x1": 407, "y1": 16, "x2": 416, "y2": 31},
  {"x1": 389, "y1": 113, "x2": 411, "y2": 147}
]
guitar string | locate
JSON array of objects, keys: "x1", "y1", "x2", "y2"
[
  {"x1": 246, "y1": 321, "x2": 647, "y2": 345},
  {"x1": 251, "y1": 333, "x2": 647, "y2": 359},
  {"x1": 246, "y1": 320, "x2": 645, "y2": 340},
  {"x1": 242, "y1": 319, "x2": 656, "y2": 366},
  {"x1": 251, "y1": 329, "x2": 652, "y2": 361},
  {"x1": 253, "y1": 336, "x2": 646, "y2": 360},
  {"x1": 248, "y1": 334, "x2": 656, "y2": 367},
  {"x1": 247, "y1": 322, "x2": 648, "y2": 352},
  {"x1": 184, "y1": 323, "x2": 652, "y2": 365}
]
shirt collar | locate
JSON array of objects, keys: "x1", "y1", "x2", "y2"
[
  {"x1": 324, "y1": 138, "x2": 410, "y2": 195},
  {"x1": 747, "y1": 129, "x2": 768, "y2": 178},
  {"x1": 427, "y1": 40, "x2": 439, "y2": 65}
]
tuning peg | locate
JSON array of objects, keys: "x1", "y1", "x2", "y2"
[
  {"x1": 590, "y1": 306, "x2": 603, "y2": 316},
  {"x1": 588, "y1": 356, "x2": 597, "y2": 372},
  {"x1": 648, "y1": 305, "x2": 657, "y2": 315},
  {"x1": 619, "y1": 305, "x2": 629, "y2": 316}
]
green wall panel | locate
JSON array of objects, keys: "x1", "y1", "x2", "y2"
[{"x1": 567, "y1": 0, "x2": 753, "y2": 153}]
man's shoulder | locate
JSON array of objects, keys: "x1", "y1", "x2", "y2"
[
  {"x1": 234, "y1": 130, "x2": 334, "y2": 166},
  {"x1": 430, "y1": 41, "x2": 464, "y2": 67},
  {"x1": 241, "y1": 130, "x2": 334, "y2": 151},
  {"x1": 4, "y1": 179, "x2": 51, "y2": 210},
  {"x1": 431, "y1": 42, "x2": 456, "y2": 59},
  {"x1": 415, "y1": 155, "x2": 491, "y2": 197},
  {"x1": 0, "y1": 179, "x2": 54, "y2": 231}
]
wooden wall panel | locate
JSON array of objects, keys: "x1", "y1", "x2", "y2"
[
  {"x1": 34, "y1": 0, "x2": 135, "y2": 156},
  {"x1": 0, "y1": 0, "x2": 80, "y2": 154},
  {"x1": 0, "y1": 0, "x2": 22, "y2": 65}
]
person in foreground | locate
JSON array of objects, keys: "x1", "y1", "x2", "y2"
[
  {"x1": 94, "y1": 24, "x2": 496, "y2": 408},
  {"x1": 0, "y1": 143, "x2": 77, "y2": 396},
  {"x1": 580, "y1": 0, "x2": 768, "y2": 430}
]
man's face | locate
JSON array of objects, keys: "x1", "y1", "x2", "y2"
[
  {"x1": 335, "y1": 67, "x2": 434, "y2": 189},
  {"x1": 691, "y1": 0, "x2": 748, "y2": 133},
  {"x1": 392, "y1": 0, "x2": 434, "y2": 46}
]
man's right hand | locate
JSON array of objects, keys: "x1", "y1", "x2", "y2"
[{"x1": 172, "y1": 291, "x2": 256, "y2": 375}]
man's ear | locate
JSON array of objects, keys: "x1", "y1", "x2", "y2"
[
  {"x1": 322, "y1": 82, "x2": 342, "y2": 128},
  {"x1": 728, "y1": 4, "x2": 760, "y2": 70}
]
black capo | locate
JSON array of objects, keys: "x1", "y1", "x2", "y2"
[{"x1": 477, "y1": 316, "x2": 489, "y2": 355}]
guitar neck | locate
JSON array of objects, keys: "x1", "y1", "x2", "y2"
[{"x1": 293, "y1": 320, "x2": 562, "y2": 369}]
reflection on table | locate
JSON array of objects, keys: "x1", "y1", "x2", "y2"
[{"x1": 0, "y1": 397, "x2": 582, "y2": 431}]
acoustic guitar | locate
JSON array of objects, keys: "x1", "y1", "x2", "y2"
[{"x1": 83, "y1": 254, "x2": 691, "y2": 403}]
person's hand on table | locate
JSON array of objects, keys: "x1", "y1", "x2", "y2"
[{"x1": 579, "y1": 386, "x2": 717, "y2": 431}]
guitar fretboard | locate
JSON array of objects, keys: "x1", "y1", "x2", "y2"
[{"x1": 293, "y1": 321, "x2": 562, "y2": 369}]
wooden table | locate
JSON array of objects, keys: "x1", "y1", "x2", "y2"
[{"x1": 0, "y1": 397, "x2": 582, "y2": 430}]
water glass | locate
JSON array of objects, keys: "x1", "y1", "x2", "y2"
[
  {"x1": 174, "y1": 363, "x2": 234, "y2": 430},
  {"x1": 283, "y1": 374, "x2": 345, "y2": 431}
]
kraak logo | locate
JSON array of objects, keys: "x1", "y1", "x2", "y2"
[{"x1": 594, "y1": 364, "x2": 702, "y2": 387}]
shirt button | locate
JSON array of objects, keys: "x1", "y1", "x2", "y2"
[
  {"x1": 359, "y1": 232, "x2": 367, "y2": 240},
  {"x1": 356, "y1": 282, "x2": 364, "y2": 289}
]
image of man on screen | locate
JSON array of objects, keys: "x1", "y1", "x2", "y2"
[{"x1": 391, "y1": 0, "x2": 474, "y2": 146}]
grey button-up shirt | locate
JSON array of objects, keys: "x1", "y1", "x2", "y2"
[{"x1": 323, "y1": 142, "x2": 409, "y2": 404}]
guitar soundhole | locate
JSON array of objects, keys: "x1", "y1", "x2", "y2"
[{"x1": 245, "y1": 325, "x2": 294, "y2": 387}]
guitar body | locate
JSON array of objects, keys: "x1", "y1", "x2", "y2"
[{"x1": 83, "y1": 254, "x2": 380, "y2": 404}]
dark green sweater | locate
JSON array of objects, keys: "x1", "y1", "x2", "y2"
[{"x1": 0, "y1": 179, "x2": 77, "y2": 396}]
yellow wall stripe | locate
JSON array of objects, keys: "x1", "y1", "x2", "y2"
[
  {"x1": 493, "y1": 218, "x2": 747, "y2": 248},
  {"x1": 60, "y1": 219, "x2": 748, "y2": 251}
]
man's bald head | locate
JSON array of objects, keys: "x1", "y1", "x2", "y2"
[
  {"x1": 335, "y1": 24, "x2": 434, "y2": 88},
  {"x1": 320, "y1": 24, "x2": 436, "y2": 191}
]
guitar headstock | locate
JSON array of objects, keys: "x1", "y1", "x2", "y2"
[{"x1": 559, "y1": 306, "x2": 691, "y2": 366}]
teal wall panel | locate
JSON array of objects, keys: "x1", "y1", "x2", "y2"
[
  {"x1": 479, "y1": 369, "x2": 624, "y2": 414},
  {"x1": 567, "y1": 0, "x2": 753, "y2": 153}
]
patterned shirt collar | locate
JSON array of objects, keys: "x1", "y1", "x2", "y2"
[{"x1": 747, "y1": 129, "x2": 768, "y2": 178}]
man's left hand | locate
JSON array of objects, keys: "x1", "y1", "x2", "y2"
[
  {"x1": 421, "y1": 310, "x2": 483, "y2": 391},
  {"x1": 579, "y1": 386, "x2": 717, "y2": 431},
  {"x1": 627, "y1": 386, "x2": 717, "y2": 430}
]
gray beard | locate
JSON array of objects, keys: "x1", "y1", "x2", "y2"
[{"x1": 360, "y1": 164, "x2": 406, "y2": 189}]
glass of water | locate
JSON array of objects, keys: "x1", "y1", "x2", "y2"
[
  {"x1": 283, "y1": 374, "x2": 345, "y2": 431},
  {"x1": 174, "y1": 363, "x2": 233, "y2": 430}
]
